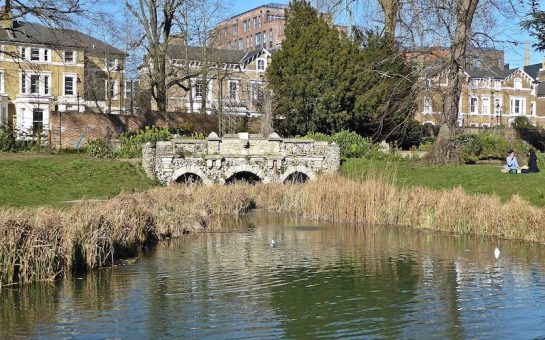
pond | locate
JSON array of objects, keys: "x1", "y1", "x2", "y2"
[{"x1": 2, "y1": 213, "x2": 545, "y2": 338}]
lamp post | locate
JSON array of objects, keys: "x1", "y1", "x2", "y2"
[{"x1": 76, "y1": 76, "x2": 81, "y2": 112}]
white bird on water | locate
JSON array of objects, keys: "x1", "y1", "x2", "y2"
[
  {"x1": 270, "y1": 239, "x2": 275, "y2": 248},
  {"x1": 494, "y1": 247, "x2": 500, "y2": 259}
]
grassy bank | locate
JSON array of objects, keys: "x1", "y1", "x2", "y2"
[
  {"x1": 341, "y1": 159, "x2": 545, "y2": 206},
  {"x1": 2, "y1": 174, "x2": 545, "y2": 287},
  {"x1": 0, "y1": 153, "x2": 155, "y2": 207}
]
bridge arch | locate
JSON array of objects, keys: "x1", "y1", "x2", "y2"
[
  {"x1": 280, "y1": 166, "x2": 316, "y2": 184},
  {"x1": 222, "y1": 164, "x2": 269, "y2": 184},
  {"x1": 171, "y1": 166, "x2": 213, "y2": 185}
]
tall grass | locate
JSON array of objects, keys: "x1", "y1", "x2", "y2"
[{"x1": 2, "y1": 174, "x2": 545, "y2": 287}]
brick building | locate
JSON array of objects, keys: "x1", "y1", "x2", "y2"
[{"x1": 213, "y1": 3, "x2": 288, "y2": 51}]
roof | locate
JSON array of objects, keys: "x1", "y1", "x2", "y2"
[
  {"x1": 0, "y1": 21, "x2": 124, "y2": 55},
  {"x1": 222, "y1": 3, "x2": 288, "y2": 21},
  {"x1": 466, "y1": 67, "x2": 514, "y2": 79},
  {"x1": 167, "y1": 45, "x2": 270, "y2": 65},
  {"x1": 523, "y1": 63, "x2": 541, "y2": 80}
]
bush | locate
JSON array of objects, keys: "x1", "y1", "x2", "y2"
[
  {"x1": 0, "y1": 129, "x2": 35, "y2": 152},
  {"x1": 457, "y1": 132, "x2": 530, "y2": 164},
  {"x1": 304, "y1": 130, "x2": 385, "y2": 159},
  {"x1": 117, "y1": 126, "x2": 172, "y2": 158},
  {"x1": 512, "y1": 116, "x2": 533, "y2": 129},
  {"x1": 85, "y1": 139, "x2": 114, "y2": 158}
]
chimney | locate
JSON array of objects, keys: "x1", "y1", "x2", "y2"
[
  {"x1": 0, "y1": 1, "x2": 13, "y2": 30},
  {"x1": 525, "y1": 41, "x2": 531, "y2": 67}
]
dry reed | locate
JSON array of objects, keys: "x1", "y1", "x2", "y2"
[{"x1": 2, "y1": 174, "x2": 545, "y2": 287}]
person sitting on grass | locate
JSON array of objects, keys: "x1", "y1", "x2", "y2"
[
  {"x1": 505, "y1": 150, "x2": 519, "y2": 173},
  {"x1": 527, "y1": 149, "x2": 540, "y2": 173}
]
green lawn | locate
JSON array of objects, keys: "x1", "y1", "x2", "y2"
[
  {"x1": 0, "y1": 153, "x2": 156, "y2": 207},
  {"x1": 341, "y1": 158, "x2": 545, "y2": 206}
]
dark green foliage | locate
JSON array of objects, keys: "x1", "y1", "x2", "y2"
[
  {"x1": 457, "y1": 133, "x2": 530, "y2": 164},
  {"x1": 304, "y1": 130, "x2": 385, "y2": 159},
  {"x1": 512, "y1": 116, "x2": 533, "y2": 129},
  {"x1": 0, "y1": 128, "x2": 35, "y2": 152},
  {"x1": 267, "y1": 1, "x2": 416, "y2": 144},
  {"x1": 522, "y1": 1, "x2": 545, "y2": 51},
  {"x1": 85, "y1": 139, "x2": 115, "y2": 158}
]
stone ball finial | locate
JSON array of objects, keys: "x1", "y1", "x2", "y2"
[{"x1": 207, "y1": 132, "x2": 221, "y2": 141}]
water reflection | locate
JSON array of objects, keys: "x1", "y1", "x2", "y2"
[{"x1": 2, "y1": 213, "x2": 545, "y2": 338}]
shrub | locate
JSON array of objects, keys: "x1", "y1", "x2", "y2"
[
  {"x1": 0, "y1": 129, "x2": 35, "y2": 152},
  {"x1": 512, "y1": 116, "x2": 533, "y2": 129},
  {"x1": 85, "y1": 139, "x2": 114, "y2": 158},
  {"x1": 117, "y1": 126, "x2": 172, "y2": 158},
  {"x1": 457, "y1": 132, "x2": 530, "y2": 164},
  {"x1": 304, "y1": 130, "x2": 384, "y2": 159}
]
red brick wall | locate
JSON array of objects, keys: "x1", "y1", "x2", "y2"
[{"x1": 47, "y1": 111, "x2": 233, "y2": 148}]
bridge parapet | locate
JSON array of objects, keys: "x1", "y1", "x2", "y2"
[{"x1": 143, "y1": 132, "x2": 340, "y2": 185}]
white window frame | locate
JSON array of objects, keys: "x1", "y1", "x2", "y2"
[
  {"x1": 194, "y1": 79, "x2": 203, "y2": 99},
  {"x1": 510, "y1": 97, "x2": 526, "y2": 115},
  {"x1": 494, "y1": 80, "x2": 501, "y2": 90},
  {"x1": 63, "y1": 74, "x2": 77, "y2": 96},
  {"x1": 30, "y1": 74, "x2": 40, "y2": 94},
  {"x1": 0, "y1": 45, "x2": 5, "y2": 60},
  {"x1": 20, "y1": 46, "x2": 27, "y2": 60},
  {"x1": 494, "y1": 97, "x2": 502, "y2": 116},
  {"x1": 423, "y1": 97, "x2": 432, "y2": 114},
  {"x1": 514, "y1": 78, "x2": 522, "y2": 90},
  {"x1": 256, "y1": 58, "x2": 267, "y2": 72},
  {"x1": 106, "y1": 58, "x2": 117, "y2": 70},
  {"x1": 30, "y1": 48, "x2": 40, "y2": 61},
  {"x1": 64, "y1": 50, "x2": 76, "y2": 64},
  {"x1": 531, "y1": 101, "x2": 536, "y2": 116},
  {"x1": 42, "y1": 48, "x2": 50, "y2": 62},
  {"x1": 481, "y1": 96, "x2": 490, "y2": 115},
  {"x1": 0, "y1": 70, "x2": 5, "y2": 94},
  {"x1": 470, "y1": 96, "x2": 478, "y2": 114},
  {"x1": 228, "y1": 80, "x2": 238, "y2": 101}
]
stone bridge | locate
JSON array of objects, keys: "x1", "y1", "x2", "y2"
[{"x1": 142, "y1": 132, "x2": 340, "y2": 185}]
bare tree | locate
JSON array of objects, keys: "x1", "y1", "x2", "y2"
[{"x1": 126, "y1": 0, "x2": 186, "y2": 114}]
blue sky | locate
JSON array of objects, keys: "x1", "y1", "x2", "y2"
[{"x1": 229, "y1": 0, "x2": 542, "y2": 69}]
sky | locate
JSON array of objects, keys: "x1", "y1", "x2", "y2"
[{"x1": 227, "y1": 0, "x2": 542, "y2": 69}]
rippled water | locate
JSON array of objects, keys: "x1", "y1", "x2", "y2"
[{"x1": 3, "y1": 213, "x2": 545, "y2": 338}]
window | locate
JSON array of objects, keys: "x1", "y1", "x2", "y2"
[
  {"x1": 494, "y1": 98, "x2": 502, "y2": 116},
  {"x1": 232, "y1": 24, "x2": 237, "y2": 38},
  {"x1": 30, "y1": 75, "x2": 39, "y2": 94},
  {"x1": 510, "y1": 97, "x2": 526, "y2": 115},
  {"x1": 227, "y1": 42, "x2": 231, "y2": 50},
  {"x1": 469, "y1": 123, "x2": 478, "y2": 127},
  {"x1": 269, "y1": 28, "x2": 273, "y2": 48},
  {"x1": 256, "y1": 32, "x2": 262, "y2": 47},
  {"x1": 195, "y1": 80, "x2": 203, "y2": 98},
  {"x1": 263, "y1": 32, "x2": 267, "y2": 47},
  {"x1": 481, "y1": 97, "x2": 490, "y2": 115},
  {"x1": 257, "y1": 58, "x2": 266, "y2": 71},
  {"x1": 481, "y1": 123, "x2": 490, "y2": 128},
  {"x1": 43, "y1": 49, "x2": 49, "y2": 62},
  {"x1": 238, "y1": 38, "x2": 243, "y2": 49},
  {"x1": 532, "y1": 101, "x2": 536, "y2": 116},
  {"x1": 0, "y1": 72, "x2": 4, "y2": 93},
  {"x1": 229, "y1": 81, "x2": 238, "y2": 100},
  {"x1": 469, "y1": 79, "x2": 477, "y2": 88},
  {"x1": 246, "y1": 37, "x2": 250, "y2": 49},
  {"x1": 32, "y1": 109, "x2": 43, "y2": 133},
  {"x1": 494, "y1": 80, "x2": 501, "y2": 90},
  {"x1": 44, "y1": 75, "x2": 49, "y2": 95},
  {"x1": 107, "y1": 58, "x2": 117, "y2": 70},
  {"x1": 21, "y1": 73, "x2": 26, "y2": 94},
  {"x1": 470, "y1": 96, "x2": 477, "y2": 114},
  {"x1": 107, "y1": 80, "x2": 116, "y2": 99},
  {"x1": 30, "y1": 48, "x2": 40, "y2": 61},
  {"x1": 258, "y1": 16, "x2": 261, "y2": 28},
  {"x1": 243, "y1": 21, "x2": 248, "y2": 32},
  {"x1": 20, "y1": 47, "x2": 26, "y2": 60},
  {"x1": 64, "y1": 76, "x2": 75, "y2": 95},
  {"x1": 253, "y1": 17, "x2": 257, "y2": 29},
  {"x1": 514, "y1": 78, "x2": 522, "y2": 90},
  {"x1": 423, "y1": 97, "x2": 432, "y2": 114},
  {"x1": 65, "y1": 51, "x2": 75, "y2": 63}
]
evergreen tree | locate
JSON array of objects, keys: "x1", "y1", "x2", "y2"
[{"x1": 267, "y1": 1, "x2": 417, "y2": 143}]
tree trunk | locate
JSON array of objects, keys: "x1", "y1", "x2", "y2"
[
  {"x1": 378, "y1": 0, "x2": 400, "y2": 42},
  {"x1": 430, "y1": 0, "x2": 479, "y2": 164}
]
